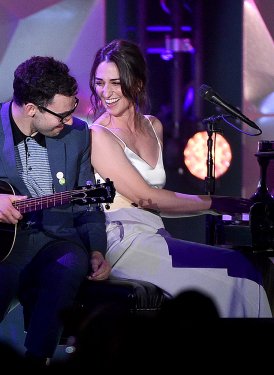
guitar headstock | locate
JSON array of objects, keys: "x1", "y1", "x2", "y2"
[{"x1": 72, "y1": 178, "x2": 116, "y2": 206}]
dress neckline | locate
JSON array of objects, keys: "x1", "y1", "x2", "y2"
[{"x1": 124, "y1": 145, "x2": 161, "y2": 170}]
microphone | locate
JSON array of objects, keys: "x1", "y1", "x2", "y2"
[{"x1": 199, "y1": 84, "x2": 261, "y2": 131}]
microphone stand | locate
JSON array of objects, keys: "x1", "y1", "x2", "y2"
[{"x1": 202, "y1": 115, "x2": 223, "y2": 245}]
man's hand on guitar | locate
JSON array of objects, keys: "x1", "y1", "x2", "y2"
[
  {"x1": 0, "y1": 194, "x2": 27, "y2": 224},
  {"x1": 210, "y1": 196, "x2": 252, "y2": 215}
]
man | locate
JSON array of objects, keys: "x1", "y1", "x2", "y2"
[{"x1": 0, "y1": 56, "x2": 111, "y2": 365}]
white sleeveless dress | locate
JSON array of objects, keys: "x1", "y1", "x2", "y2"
[{"x1": 92, "y1": 118, "x2": 272, "y2": 318}]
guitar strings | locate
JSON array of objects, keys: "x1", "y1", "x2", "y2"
[{"x1": 13, "y1": 184, "x2": 113, "y2": 213}]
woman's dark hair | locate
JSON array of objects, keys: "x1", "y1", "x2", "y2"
[
  {"x1": 13, "y1": 56, "x2": 78, "y2": 106},
  {"x1": 89, "y1": 39, "x2": 149, "y2": 118}
]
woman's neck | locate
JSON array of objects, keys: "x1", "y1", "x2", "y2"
[{"x1": 109, "y1": 111, "x2": 144, "y2": 133}]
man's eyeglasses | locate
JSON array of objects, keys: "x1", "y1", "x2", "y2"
[{"x1": 37, "y1": 97, "x2": 79, "y2": 123}]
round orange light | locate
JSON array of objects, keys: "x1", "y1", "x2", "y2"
[{"x1": 183, "y1": 131, "x2": 232, "y2": 179}]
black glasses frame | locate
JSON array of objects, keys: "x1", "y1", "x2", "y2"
[{"x1": 37, "y1": 97, "x2": 79, "y2": 122}]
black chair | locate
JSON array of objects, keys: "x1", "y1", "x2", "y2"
[{"x1": 21, "y1": 278, "x2": 170, "y2": 344}]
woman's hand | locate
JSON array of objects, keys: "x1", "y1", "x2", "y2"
[{"x1": 210, "y1": 196, "x2": 253, "y2": 215}]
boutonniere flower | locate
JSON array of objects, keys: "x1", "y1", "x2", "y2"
[{"x1": 56, "y1": 171, "x2": 66, "y2": 185}]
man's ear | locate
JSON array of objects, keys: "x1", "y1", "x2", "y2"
[{"x1": 25, "y1": 103, "x2": 37, "y2": 117}]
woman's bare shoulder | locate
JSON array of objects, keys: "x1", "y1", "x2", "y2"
[
  {"x1": 145, "y1": 115, "x2": 163, "y2": 138},
  {"x1": 91, "y1": 117, "x2": 124, "y2": 148},
  {"x1": 90, "y1": 112, "x2": 111, "y2": 128},
  {"x1": 145, "y1": 114, "x2": 163, "y2": 127}
]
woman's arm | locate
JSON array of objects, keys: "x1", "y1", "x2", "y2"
[{"x1": 90, "y1": 125, "x2": 251, "y2": 217}]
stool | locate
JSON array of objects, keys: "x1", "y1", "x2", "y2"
[{"x1": 21, "y1": 278, "x2": 169, "y2": 344}]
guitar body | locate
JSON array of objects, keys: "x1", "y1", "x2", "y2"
[
  {"x1": 0, "y1": 179, "x2": 115, "y2": 262},
  {"x1": 0, "y1": 180, "x2": 17, "y2": 262}
]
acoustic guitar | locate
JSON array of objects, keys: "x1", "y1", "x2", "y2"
[{"x1": 0, "y1": 179, "x2": 115, "y2": 262}]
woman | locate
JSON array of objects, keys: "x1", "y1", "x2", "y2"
[{"x1": 89, "y1": 39, "x2": 272, "y2": 317}]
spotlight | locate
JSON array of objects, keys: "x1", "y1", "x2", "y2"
[{"x1": 183, "y1": 131, "x2": 232, "y2": 179}]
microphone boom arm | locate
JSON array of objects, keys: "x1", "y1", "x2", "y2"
[{"x1": 199, "y1": 84, "x2": 262, "y2": 133}]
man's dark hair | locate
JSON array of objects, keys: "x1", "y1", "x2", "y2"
[{"x1": 13, "y1": 56, "x2": 78, "y2": 107}]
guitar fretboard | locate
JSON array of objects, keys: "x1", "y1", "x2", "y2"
[{"x1": 13, "y1": 191, "x2": 74, "y2": 213}]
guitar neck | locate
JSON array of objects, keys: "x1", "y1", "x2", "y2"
[
  {"x1": 3, "y1": 178, "x2": 115, "y2": 215},
  {"x1": 13, "y1": 191, "x2": 73, "y2": 214}
]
